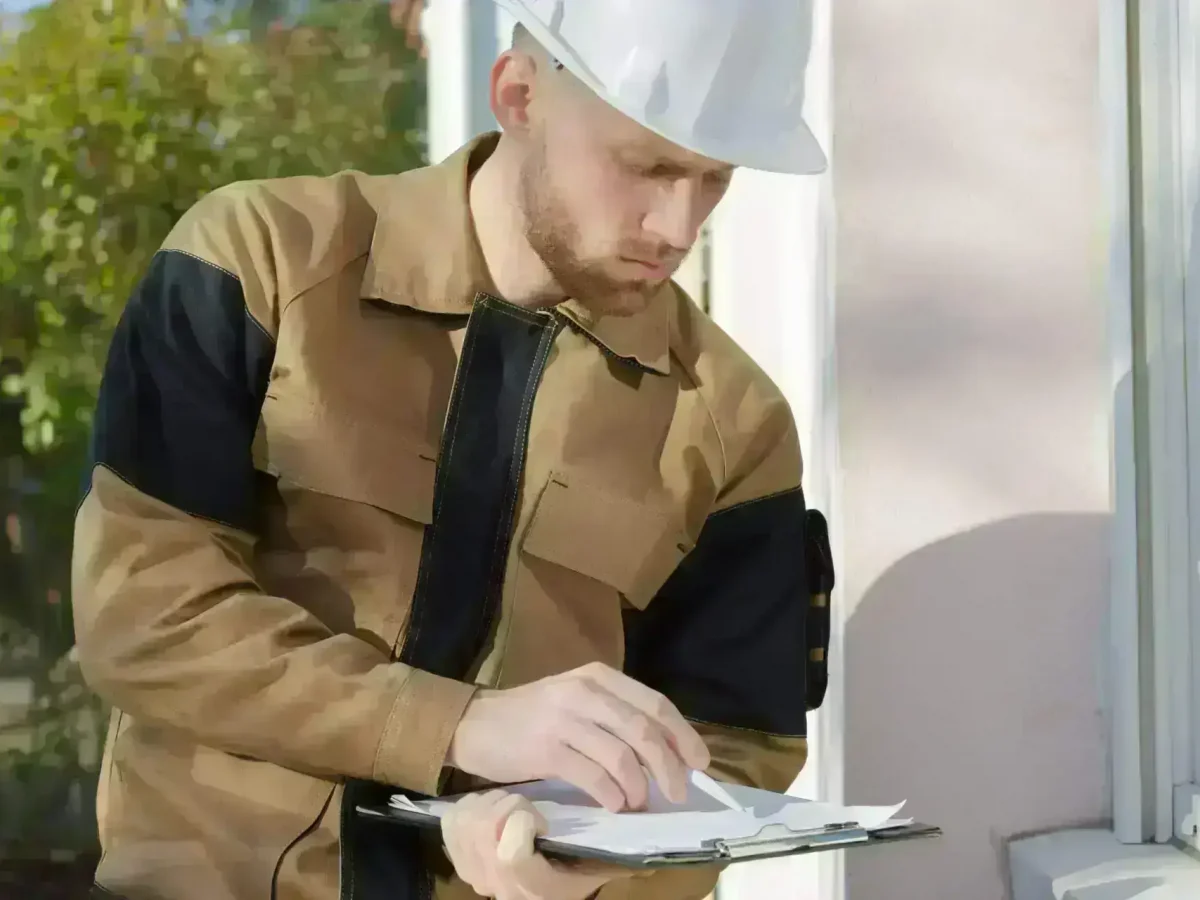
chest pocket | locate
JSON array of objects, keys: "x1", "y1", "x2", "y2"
[
  {"x1": 253, "y1": 395, "x2": 436, "y2": 645},
  {"x1": 519, "y1": 472, "x2": 695, "y2": 609},
  {"x1": 257, "y1": 396, "x2": 436, "y2": 526}
]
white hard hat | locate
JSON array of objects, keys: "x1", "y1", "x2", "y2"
[{"x1": 493, "y1": 0, "x2": 827, "y2": 176}]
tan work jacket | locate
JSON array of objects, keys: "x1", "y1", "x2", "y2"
[{"x1": 73, "y1": 133, "x2": 833, "y2": 900}]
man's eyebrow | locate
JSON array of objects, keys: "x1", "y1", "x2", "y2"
[
  {"x1": 646, "y1": 155, "x2": 734, "y2": 178},
  {"x1": 624, "y1": 147, "x2": 734, "y2": 175}
]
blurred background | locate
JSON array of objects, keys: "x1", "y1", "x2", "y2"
[{"x1": 0, "y1": 0, "x2": 428, "y2": 892}]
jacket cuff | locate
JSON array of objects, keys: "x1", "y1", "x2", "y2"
[{"x1": 372, "y1": 667, "x2": 478, "y2": 794}]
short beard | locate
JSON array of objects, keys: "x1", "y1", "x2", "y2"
[{"x1": 517, "y1": 136, "x2": 661, "y2": 317}]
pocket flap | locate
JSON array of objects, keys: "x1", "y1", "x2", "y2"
[
  {"x1": 260, "y1": 397, "x2": 436, "y2": 525},
  {"x1": 521, "y1": 473, "x2": 693, "y2": 608}
]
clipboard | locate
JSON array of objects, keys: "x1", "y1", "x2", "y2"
[{"x1": 355, "y1": 787, "x2": 941, "y2": 869}]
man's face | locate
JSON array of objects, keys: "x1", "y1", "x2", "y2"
[{"x1": 514, "y1": 65, "x2": 735, "y2": 317}]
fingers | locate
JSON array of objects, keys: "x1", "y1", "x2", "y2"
[
  {"x1": 442, "y1": 790, "x2": 528, "y2": 895},
  {"x1": 574, "y1": 692, "x2": 688, "y2": 806},
  {"x1": 553, "y1": 745, "x2": 628, "y2": 812},
  {"x1": 500, "y1": 848, "x2": 574, "y2": 900},
  {"x1": 584, "y1": 664, "x2": 711, "y2": 772},
  {"x1": 496, "y1": 823, "x2": 610, "y2": 900},
  {"x1": 444, "y1": 789, "x2": 619, "y2": 900},
  {"x1": 497, "y1": 808, "x2": 540, "y2": 863},
  {"x1": 441, "y1": 794, "x2": 483, "y2": 892},
  {"x1": 564, "y1": 720, "x2": 651, "y2": 810}
]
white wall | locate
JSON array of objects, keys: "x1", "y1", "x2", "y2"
[{"x1": 834, "y1": 1, "x2": 1110, "y2": 898}]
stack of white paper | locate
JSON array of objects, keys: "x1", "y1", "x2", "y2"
[{"x1": 391, "y1": 778, "x2": 910, "y2": 857}]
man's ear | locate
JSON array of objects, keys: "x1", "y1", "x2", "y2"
[{"x1": 490, "y1": 50, "x2": 540, "y2": 133}]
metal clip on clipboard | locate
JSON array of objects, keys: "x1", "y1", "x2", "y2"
[{"x1": 701, "y1": 821, "x2": 870, "y2": 859}]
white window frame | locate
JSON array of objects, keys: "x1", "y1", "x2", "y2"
[{"x1": 1109, "y1": 0, "x2": 1200, "y2": 849}]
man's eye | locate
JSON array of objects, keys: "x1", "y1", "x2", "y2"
[{"x1": 629, "y1": 163, "x2": 673, "y2": 179}]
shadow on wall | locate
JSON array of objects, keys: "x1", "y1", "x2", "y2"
[{"x1": 843, "y1": 513, "x2": 1111, "y2": 900}]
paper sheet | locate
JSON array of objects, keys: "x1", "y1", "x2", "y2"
[{"x1": 391, "y1": 778, "x2": 909, "y2": 856}]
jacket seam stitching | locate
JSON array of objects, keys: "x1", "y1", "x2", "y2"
[
  {"x1": 89, "y1": 462, "x2": 255, "y2": 536},
  {"x1": 491, "y1": 319, "x2": 562, "y2": 687},
  {"x1": 157, "y1": 248, "x2": 278, "y2": 344},
  {"x1": 685, "y1": 715, "x2": 807, "y2": 740},
  {"x1": 244, "y1": 304, "x2": 274, "y2": 344},
  {"x1": 478, "y1": 293, "x2": 546, "y2": 325},
  {"x1": 371, "y1": 668, "x2": 416, "y2": 782},
  {"x1": 396, "y1": 295, "x2": 483, "y2": 663},
  {"x1": 711, "y1": 485, "x2": 804, "y2": 518},
  {"x1": 161, "y1": 247, "x2": 238, "y2": 282}
]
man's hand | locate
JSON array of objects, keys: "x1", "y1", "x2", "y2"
[
  {"x1": 442, "y1": 790, "x2": 623, "y2": 900},
  {"x1": 449, "y1": 662, "x2": 711, "y2": 812}
]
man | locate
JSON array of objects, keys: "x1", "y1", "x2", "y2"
[{"x1": 72, "y1": 1, "x2": 833, "y2": 899}]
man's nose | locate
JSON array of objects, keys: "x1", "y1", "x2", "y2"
[{"x1": 643, "y1": 179, "x2": 705, "y2": 251}]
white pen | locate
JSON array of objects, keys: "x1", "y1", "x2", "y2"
[{"x1": 689, "y1": 769, "x2": 746, "y2": 813}]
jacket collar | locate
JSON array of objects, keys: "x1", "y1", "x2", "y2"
[{"x1": 360, "y1": 133, "x2": 673, "y2": 375}]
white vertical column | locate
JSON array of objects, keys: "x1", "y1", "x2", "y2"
[
  {"x1": 708, "y1": 0, "x2": 838, "y2": 898},
  {"x1": 1100, "y1": 0, "x2": 1145, "y2": 846},
  {"x1": 1185, "y1": 0, "x2": 1200, "y2": 821},
  {"x1": 1133, "y1": 0, "x2": 1192, "y2": 846},
  {"x1": 423, "y1": 0, "x2": 501, "y2": 164},
  {"x1": 673, "y1": 226, "x2": 709, "y2": 310},
  {"x1": 494, "y1": 4, "x2": 517, "y2": 59}
]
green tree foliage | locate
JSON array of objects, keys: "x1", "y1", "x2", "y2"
[
  {"x1": 0, "y1": 0, "x2": 426, "y2": 631},
  {"x1": 0, "y1": 0, "x2": 427, "y2": 847}
]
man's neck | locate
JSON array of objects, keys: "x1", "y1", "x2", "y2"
[{"x1": 468, "y1": 145, "x2": 564, "y2": 309}]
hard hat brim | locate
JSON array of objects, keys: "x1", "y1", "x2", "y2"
[{"x1": 496, "y1": 0, "x2": 829, "y2": 176}]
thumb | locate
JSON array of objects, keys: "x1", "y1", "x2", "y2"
[{"x1": 496, "y1": 808, "x2": 543, "y2": 863}]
